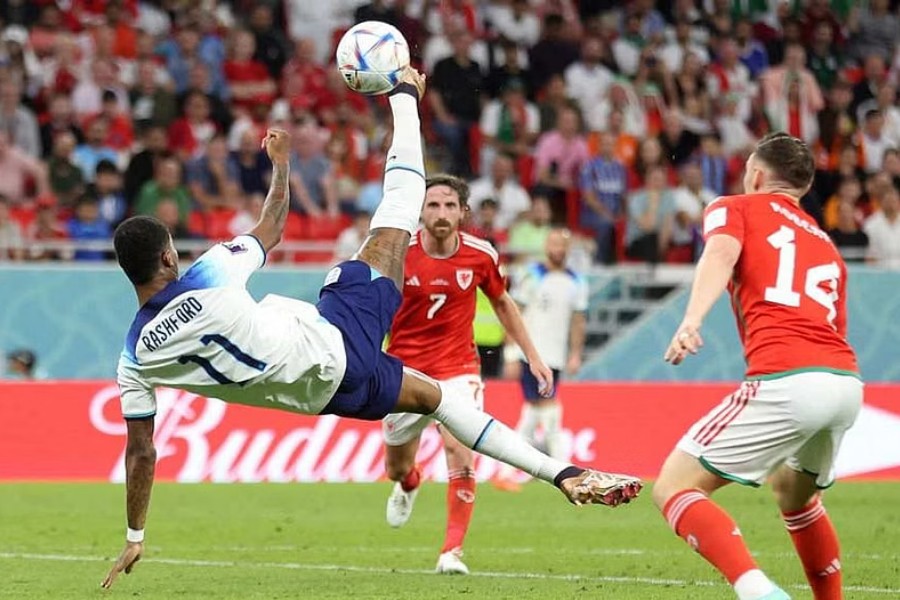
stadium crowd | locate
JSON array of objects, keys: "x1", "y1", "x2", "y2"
[{"x1": 0, "y1": 0, "x2": 898, "y2": 268}]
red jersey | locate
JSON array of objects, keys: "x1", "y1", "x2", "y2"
[
  {"x1": 387, "y1": 231, "x2": 506, "y2": 379},
  {"x1": 703, "y1": 193, "x2": 858, "y2": 377}
]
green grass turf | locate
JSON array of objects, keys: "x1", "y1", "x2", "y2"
[{"x1": 1, "y1": 482, "x2": 898, "y2": 599}]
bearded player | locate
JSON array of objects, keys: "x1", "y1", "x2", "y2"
[
  {"x1": 382, "y1": 175, "x2": 553, "y2": 574},
  {"x1": 654, "y1": 132, "x2": 862, "y2": 600},
  {"x1": 102, "y1": 68, "x2": 642, "y2": 589}
]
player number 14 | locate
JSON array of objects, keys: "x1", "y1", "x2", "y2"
[{"x1": 764, "y1": 225, "x2": 840, "y2": 325}]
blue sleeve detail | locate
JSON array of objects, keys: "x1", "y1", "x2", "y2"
[
  {"x1": 532, "y1": 262, "x2": 548, "y2": 278},
  {"x1": 565, "y1": 268, "x2": 581, "y2": 281},
  {"x1": 384, "y1": 164, "x2": 426, "y2": 179}
]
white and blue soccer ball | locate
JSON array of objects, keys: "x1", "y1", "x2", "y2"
[{"x1": 336, "y1": 21, "x2": 410, "y2": 96}]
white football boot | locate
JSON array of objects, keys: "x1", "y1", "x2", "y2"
[
  {"x1": 386, "y1": 481, "x2": 419, "y2": 528},
  {"x1": 435, "y1": 548, "x2": 469, "y2": 575}
]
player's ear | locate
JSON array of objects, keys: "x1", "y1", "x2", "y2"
[{"x1": 160, "y1": 247, "x2": 176, "y2": 270}]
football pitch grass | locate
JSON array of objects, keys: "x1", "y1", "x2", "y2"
[{"x1": 1, "y1": 482, "x2": 898, "y2": 599}]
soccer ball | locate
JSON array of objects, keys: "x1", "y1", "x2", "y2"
[{"x1": 336, "y1": 21, "x2": 410, "y2": 96}]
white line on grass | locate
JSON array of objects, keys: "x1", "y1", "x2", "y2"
[
  {"x1": 0, "y1": 552, "x2": 897, "y2": 595},
  {"x1": 219, "y1": 544, "x2": 897, "y2": 561}
]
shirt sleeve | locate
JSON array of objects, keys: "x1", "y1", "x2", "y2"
[
  {"x1": 117, "y1": 362, "x2": 157, "y2": 419},
  {"x1": 479, "y1": 252, "x2": 507, "y2": 300},
  {"x1": 184, "y1": 234, "x2": 266, "y2": 289},
  {"x1": 573, "y1": 274, "x2": 589, "y2": 312},
  {"x1": 702, "y1": 196, "x2": 745, "y2": 245},
  {"x1": 510, "y1": 264, "x2": 538, "y2": 306}
]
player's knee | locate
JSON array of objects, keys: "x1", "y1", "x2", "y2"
[
  {"x1": 651, "y1": 477, "x2": 677, "y2": 511},
  {"x1": 770, "y1": 467, "x2": 817, "y2": 512}
]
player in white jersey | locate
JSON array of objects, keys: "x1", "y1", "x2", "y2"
[
  {"x1": 101, "y1": 69, "x2": 641, "y2": 590},
  {"x1": 495, "y1": 228, "x2": 588, "y2": 491}
]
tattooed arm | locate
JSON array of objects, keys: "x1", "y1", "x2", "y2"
[{"x1": 250, "y1": 129, "x2": 292, "y2": 252}]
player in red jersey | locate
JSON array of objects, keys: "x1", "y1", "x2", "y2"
[
  {"x1": 381, "y1": 175, "x2": 569, "y2": 574},
  {"x1": 653, "y1": 132, "x2": 863, "y2": 600}
]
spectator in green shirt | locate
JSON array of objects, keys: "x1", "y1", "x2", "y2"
[
  {"x1": 508, "y1": 194, "x2": 552, "y2": 263},
  {"x1": 134, "y1": 154, "x2": 192, "y2": 224}
]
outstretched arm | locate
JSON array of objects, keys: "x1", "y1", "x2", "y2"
[
  {"x1": 250, "y1": 129, "x2": 292, "y2": 253},
  {"x1": 664, "y1": 234, "x2": 741, "y2": 365},
  {"x1": 102, "y1": 418, "x2": 156, "y2": 589}
]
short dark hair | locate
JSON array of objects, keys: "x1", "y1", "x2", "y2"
[
  {"x1": 74, "y1": 192, "x2": 99, "y2": 208},
  {"x1": 95, "y1": 159, "x2": 119, "y2": 176},
  {"x1": 114, "y1": 216, "x2": 172, "y2": 285},
  {"x1": 754, "y1": 132, "x2": 815, "y2": 191},
  {"x1": 425, "y1": 174, "x2": 470, "y2": 208}
]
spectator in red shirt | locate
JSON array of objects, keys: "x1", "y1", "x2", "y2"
[
  {"x1": 313, "y1": 69, "x2": 370, "y2": 126},
  {"x1": 281, "y1": 38, "x2": 328, "y2": 108},
  {"x1": 168, "y1": 91, "x2": 219, "y2": 162},
  {"x1": 85, "y1": 90, "x2": 134, "y2": 152},
  {"x1": 26, "y1": 194, "x2": 69, "y2": 261},
  {"x1": 223, "y1": 29, "x2": 276, "y2": 113}
]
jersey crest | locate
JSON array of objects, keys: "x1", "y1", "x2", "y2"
[{"x1": 456, "y1": 268, "x2": 474, "y2": 290}]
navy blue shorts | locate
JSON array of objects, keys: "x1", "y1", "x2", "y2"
[
  {"x1": 317, "y1": 260, "x2": 404, "y2": 421},
  {"x1": 519, "y1": 360, "x2": 561, "y2": 402}
]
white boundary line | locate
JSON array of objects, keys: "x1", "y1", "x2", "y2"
[{"x1": 0, "y1": 552, "x2": 897, "y2": 595}]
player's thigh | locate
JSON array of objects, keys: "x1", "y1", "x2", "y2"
[
  {"x1": 437, "y1": 375, "x2": 485, "y2": 468},
  {"x1": 383, "y1": 411, "x2": 432, "y2": 447},
  {"x1": 354, "y1": 228, "x2": 411, "y2": 289},
  {"x1": 783, "y1": 372, "x2": 863, "y2": 491},
  {"x1": 676, "y1": 380, "x2": 810, "y2": 491}
]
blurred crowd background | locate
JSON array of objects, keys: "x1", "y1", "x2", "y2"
[{"x1": 0, "y1": 0, "x2": 898, "y2": 269}]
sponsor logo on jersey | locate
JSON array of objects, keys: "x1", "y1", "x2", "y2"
[
  {"x1": 223, "y1": 241, "x2": 248, "y2": 254},
  {"x1": 324, "y1": 267, "x2": 342, "y2": 287},
  {"x1": 431, "y1": 278, "x2": 449, "y2": 286},
  {"x1": 456, "y1": 269, "x2": 474, "y2": 290},
  {"x1": 405, "y1": 275, "x2": 420, "y2": 287}
]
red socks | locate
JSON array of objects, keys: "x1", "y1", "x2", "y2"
[
  {"x1": 441, "y1": 468, "x2": 476, "y2": 553},
  {"x1": 783, "y1": 497, "x2": 842, "y2": 600},
  {"x1": 400, "y1": 465, "x2": 421, "y2": 492},
  {"x1": 663, "y1": 490, "x2": 758, "y2": 584}
]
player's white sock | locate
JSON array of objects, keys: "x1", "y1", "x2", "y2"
[
  {"x1": 432, "y1": 382, "x2": 569, "y2": 484},
  {"x1": 497, "y1": 403, "x2": 538, "y2": 480},
  {"x1": 536, "y1": 402, "x2": 563, "y2": 461},
  {"x1": 733, "y1": 569, "x2": 777, "y2": 599},
  {"x1": 368, "y1": 92, "x2": 426, "y2": 234}
]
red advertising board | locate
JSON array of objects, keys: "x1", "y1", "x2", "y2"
[{"x1": 1, "y1": 381, "x2": 898, "y2": 482}]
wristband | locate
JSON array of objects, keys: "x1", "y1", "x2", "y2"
[{"x1": 126, "y1": 527, "x2": 145, "y2": 543}]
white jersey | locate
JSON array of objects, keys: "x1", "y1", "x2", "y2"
[
  {"x1": 509, "y1": 263, "x2": 588, "y2": 369},
  {"x1": 116, "y1": 235, "x2": 347, "y2": 418}
]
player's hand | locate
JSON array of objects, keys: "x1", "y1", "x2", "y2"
[
  {"x1": 530, "y1": 360, "x2": 555, "y2": 398},
  {"x1": 399, "y1": 66, "x2": 426, "y2": 100},
  {"x1": 566, "y1": 354, "x2": 582, "y2": 376},
  {"x1": 101, "y1": 541, "x2": 144, "y2": 589},
  {"x1": 261, "y1": 128, "x2": 291, "y2": 165},
  {"x1": 664, "y1": 320, "x2": 704, "y2": 365}
]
